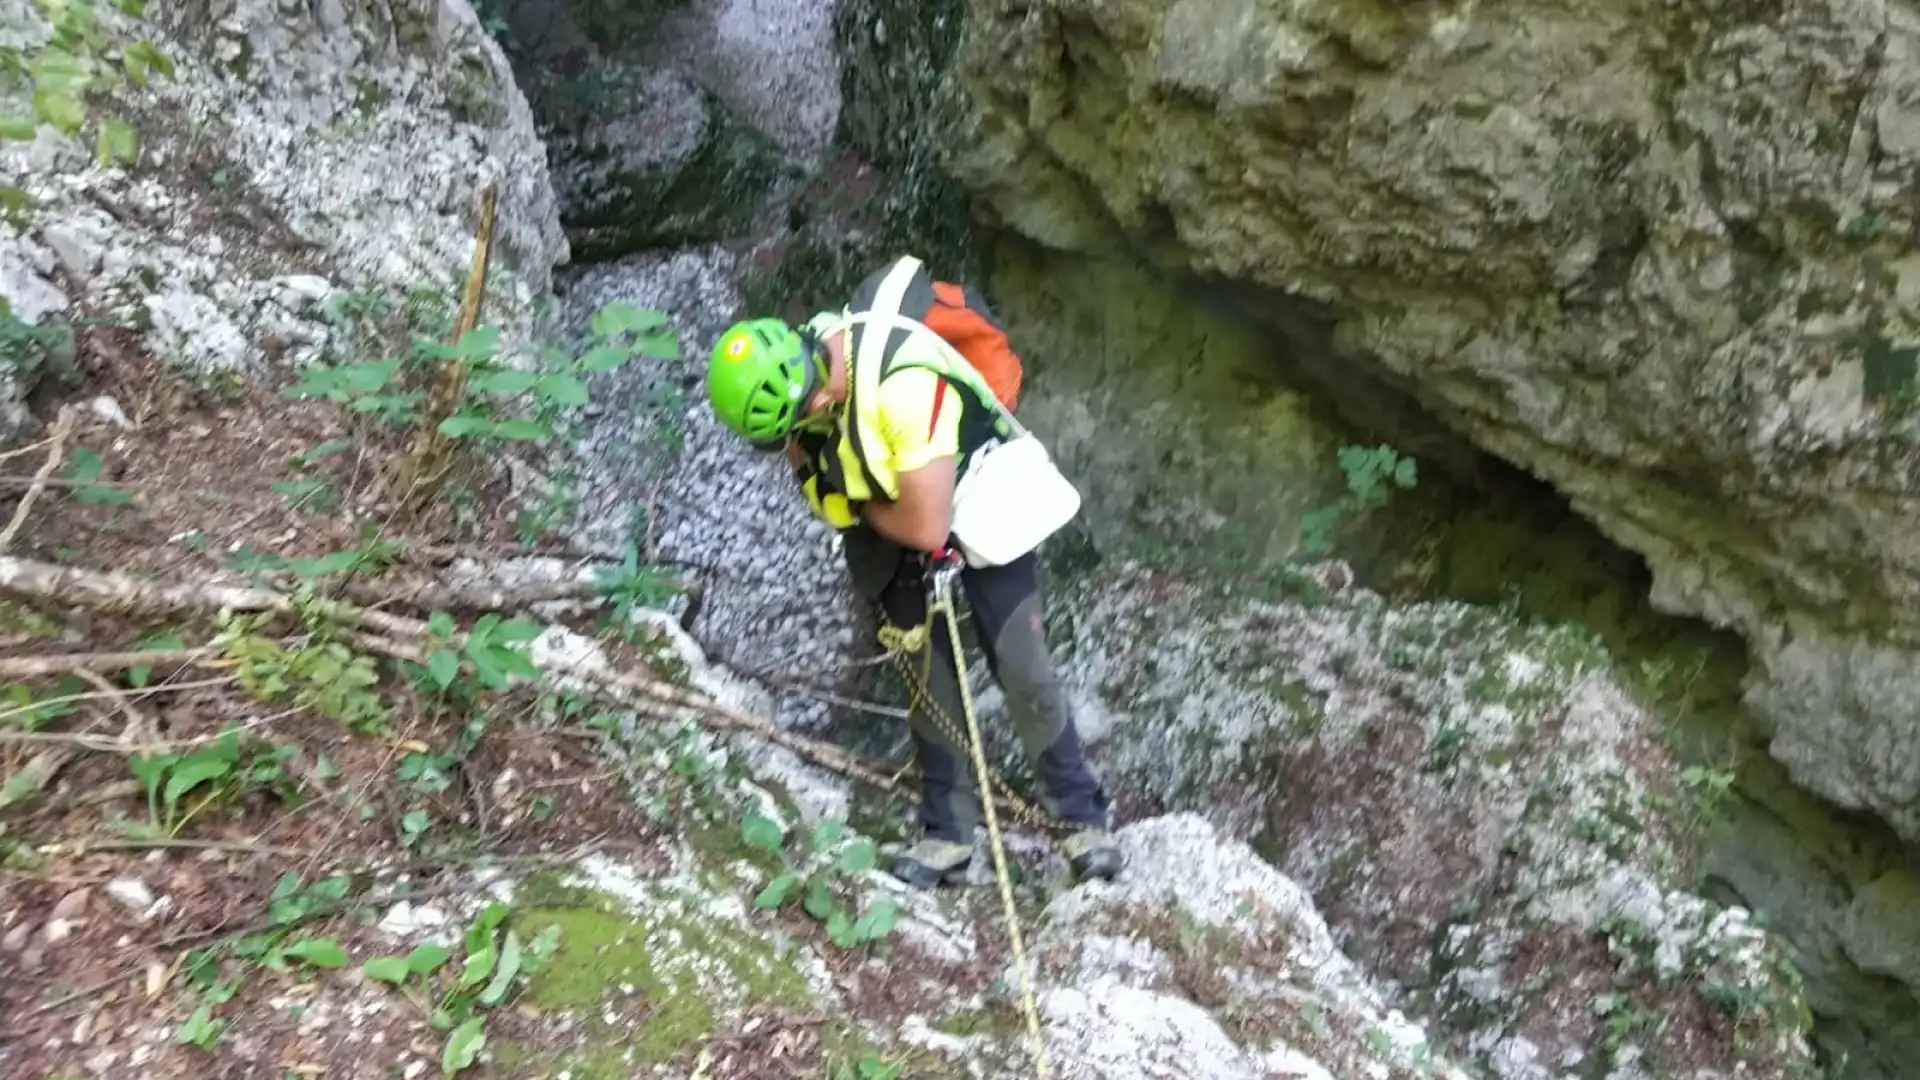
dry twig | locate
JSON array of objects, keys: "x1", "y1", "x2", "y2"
[{"x1": 0, "y1": 407, "x2": 76, "y2": 553}]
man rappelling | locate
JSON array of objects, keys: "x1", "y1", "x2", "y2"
[{"x1": 702, "y1": 254, "x2": 1123, "y2": 890}]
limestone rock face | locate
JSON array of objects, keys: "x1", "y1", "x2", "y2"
[
  {"x1": 945, "y1": 0, "x2": 1920, "y2": 842},
  {"x1": 0, "y1": 0, "x2": 564, "y2": 442},
  {"x1": 1056, "y1": 559, "x2": 1821, "y2": 1079}
]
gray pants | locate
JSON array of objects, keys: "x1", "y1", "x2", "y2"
[{"x1": 870, "y1": 547, "x2": 1110, "y2": 843}]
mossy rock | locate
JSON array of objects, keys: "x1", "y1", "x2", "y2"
[{"x1": 501, "y1": 880, "x2": 814, "y2": 1070}]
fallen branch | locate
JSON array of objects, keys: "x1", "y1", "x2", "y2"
[
  {"x1": 0, "y1": 706, "x2": 296, "y2": 753},
  {"x1": 71, "y1": 666, "x2": 157, "y2": 748},
  {"x1": 340, "y1": 576, "x2": 612, "y2": 613},
  {"x1": 0, "y1": 555, "x2": 426, "y2": 640},
  {"x1": 35, "y1": 837, "x2": 319, "y2": 859},
  {"x1": 0, "y1": 674, "x2": 238, "y2": 728},
  {"x1": 0, "y1": 407, "x2": 75, "y2": 553},
  {"x1": 347, "y1": 625, "x2": 911, "y2": 800},
  {"x1": 0, "y1": 556, "x2": 1055, "y2": 830},
  {"x1": 0, "y1": 435, "x2": 55, "y2": 463},
  {"x1": 0, "y1": 647, "x2": 213, "y2": 680}
]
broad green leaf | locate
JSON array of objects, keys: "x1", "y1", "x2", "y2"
[
  {"x1": 31, "y1": 51, "x2": 91, "y2": 96},
  {"x1": 468, "y1": 902, "x2": 511, "y2": 948},
  {"x1": 0, "y1": 117, "x2": 36, "y2": 141},
  {"x1": 438, "y1": 414, "x2": 489, "y2": 438},
  {"x1": 464, "y1": 643, "x2": 507, "y2": 689},
  {"x1": 66, "y1": 446, "x2": 106, "y2": 483},
  {"x1": 837, "y1": 839, "x2": 877, "y2": 874},
  {"x1": 862, "y1": 897, "x2": 901, "y2": 940},
  {"x1": 442, "y1": 1016, "x2": 486, "y2": 1075},
  {"x1": 493, "y1": 619, "x2": 543, "y2": 644},
  {"x1": 477, "y1": 929, "x2": 522, "y2": 1006},
  {"x1": 591, "y1": 302, "x2": 669, "y2": 340},
  {"x1": 466, "y1": 368, "x2": 540, "y2": 395},
  {"x1": 427, "y1": 649, "x2": 459, "y2": 689},
  {"x1": 492, "y1": 419, "x2": 548, "y2": 441},
  {"x1": 282, "y1": 938, "x2": 349, "y2": 968},
  {"x1": 533, "y1": 373, "x2": 589, "y2": 407},
  {"x1": 162, "y1": 756, "x2": 232, "y2": 807},
  {"x1": 459, "y1": 943, "x2": 496, "y2": 990},
  {"x1": 636, "y1": 331, "x2": 681, "y2": 360},
  {"x1": 574, "y1": 345, "x2": 629, "y2": 372},
  {"x1": 803, "y1": 880, "x2": 836, "y2": 922},
  {"x1": 428, "y1": 612, "x2": 455, "y2": 638},
  {"x1": 491, "y1": 647, "x2": 539, "y2": 681},
  {"x1": 739, "y1": 812, "x2": 784, "y2": 854},
  {"x1": 753, "y1": 872, "x2": 798, "y2": 910},
  {"x1": 340, "y1": 359, "x2": 400, "y2": 392},
  {"x1": 826, "y1": 907, "x2": 854, "y2": 947},
  {"x1": 407, "y1": 942, "x2": 452, "y2": 975},
  {"x1": 96, "y1": 116, "x2": 137, "y2": 165},
  {"x1": 450, "y1": 325, "x2": 501, "y2": 360},
  {"x1": 74, "y1": 482, "x2": 135, "y2": 506},
  {"x1": 809, "y1": 820, "x2": 844, "y2": 851},
  {"x1": 362, "y1": 955, "x2": 411, "y2": 984}
]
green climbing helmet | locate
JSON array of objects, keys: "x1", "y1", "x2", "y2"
[{"x1": 705, "y1": 317, "x2": 822, "y2": 447}]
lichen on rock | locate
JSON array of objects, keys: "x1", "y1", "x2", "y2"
[{"x1": 1057, "y1": 559, "x2": 1820, "y2": 1079}]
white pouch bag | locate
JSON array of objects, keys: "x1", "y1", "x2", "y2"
[
  {"x1": 842, "y1": 307, "x2": 1082, "y2": 568},
  {"x1": 947, "y1": 411, "x2": 1082, "y2": 567}
]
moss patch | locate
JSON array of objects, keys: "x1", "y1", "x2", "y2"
[{"x1": 510, "y1": 885, "x2": 812, "y2": 1066}]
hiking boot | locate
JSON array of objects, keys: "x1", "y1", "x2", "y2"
[
  {"x1": 1060, "y1": 828, "x2": 1123, "y2": 883},
  {"x1": 889, "y1": 838, "x2": 974, "y2": 890}
]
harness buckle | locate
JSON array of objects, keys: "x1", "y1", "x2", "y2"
[{"x1": 924, "y1": 545, "x2": 965, "y2": 602}]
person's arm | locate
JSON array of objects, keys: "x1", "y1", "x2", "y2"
[
  {"x1": 861, "y1": 457, "x2": 957, "y2": 553},
  {"x1": 863, "y1": 367, "x2": 962, "y2": 553}
]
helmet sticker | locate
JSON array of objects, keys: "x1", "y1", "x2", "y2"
[{"x1": 723, "y1": 334, "x2": 751, "y2": 361}]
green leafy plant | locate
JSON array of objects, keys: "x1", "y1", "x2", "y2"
[
  {"x1": 126, "y1": 724, "x2": 292, "y2": 835},
  {"x1": 285, "y1": 301, "x2": 676, "y2": 449},
  {"x1": 745, "y1": 813, "x2": 902, "y2": 951},
  {"x1": 1297, "y1": 442, "x2": 1419, "y2": 556},
  {"x1": 360, "y1": 901, "x2": 561, "y2": 1076},
  {"x1": 63, "y1": 445, "x2": 134, "y2": 506},
  {"x1": 594, "y1": 540, "x2": 684, "y2": 627},
  {"x1": 0, "y1": 0, "x2": 175, "y2": 165},
  {"x1": 0, "y1": 300, "x2": 77, "y2": 386},
  {"x1": 219, "y1": 616, "x2": 391, "y2": 734},
  {"x1": 172, "y1": 873, "x2": 361, "y2": 1048}
]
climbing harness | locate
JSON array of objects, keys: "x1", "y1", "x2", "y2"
[
  {"x1": 873, "y1": 576, "x2": 1081, "y2": 839},
  {"x1": 898, "y1": 551, "x2": 1054, "y2": 1080}
]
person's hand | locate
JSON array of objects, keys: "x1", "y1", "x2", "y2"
[{"x1": 784, "y1": 438, "x2": 806, "y2": 469}]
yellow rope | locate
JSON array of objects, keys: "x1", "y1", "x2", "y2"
[
  {"x1": 874, "y1": 619, "x2": 1079, "y2": 836},
  {"x1": 926, "y1": 569, "x2": 1053, "y2": 1080}
]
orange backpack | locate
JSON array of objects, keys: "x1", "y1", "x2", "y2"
[{"x1": 919, "y1": 281, "x2": 1024, "y2": 413}]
